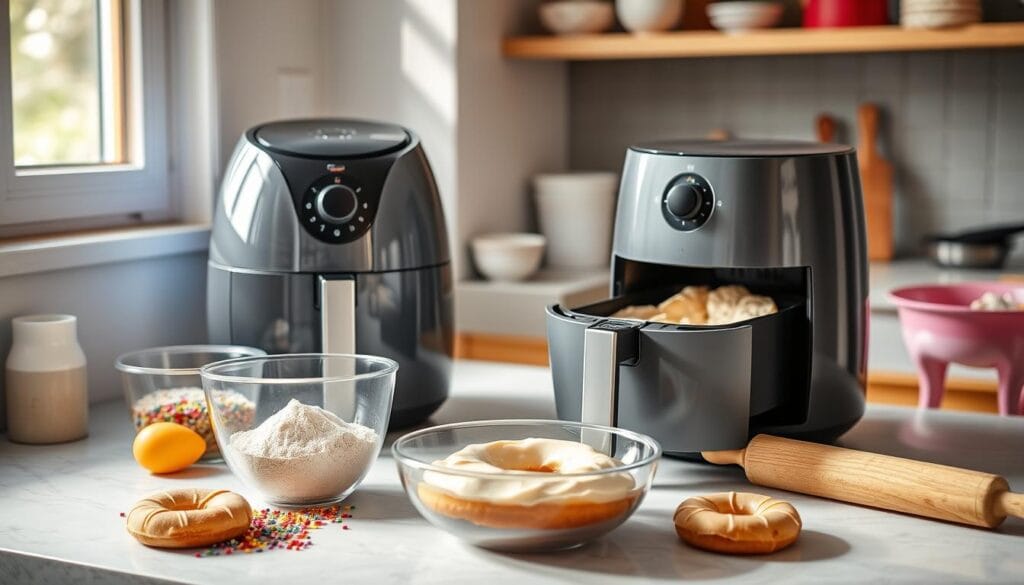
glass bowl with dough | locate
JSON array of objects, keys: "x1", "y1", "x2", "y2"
[{"x1": 393, "y1": 420, "x2": 661, "y2": 552}]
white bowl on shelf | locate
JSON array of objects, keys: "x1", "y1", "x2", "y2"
[
  {"x1": 471, "y1": 233, "x2": 547, "y2": 282},
  {"x1": 539, "y1": 1, "x2": 616, "y2": 35},
  {"x1": 616, "y1": 0, "x2": 685, "y2": 33},
  {"x1": 707, "y1": 1, "x2": 783, "y2": 33}
]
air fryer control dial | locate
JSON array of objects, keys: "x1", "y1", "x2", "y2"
[
  {"x1": 661, "y1": 173, "x2": 714, "y2": 231},
  {"x1": 665, "y1": 183, "x2": 701, "y2": 219},
  {"x1": 301, "y1": 172, "x2": 374, "y2": 243},
  {"x1": 315, "y1": 184, "x2": 358, "y2": 223}
]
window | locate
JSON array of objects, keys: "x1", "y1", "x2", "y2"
[{"x1": 0, "y1": 0, "x2": 167, "y2": 229}]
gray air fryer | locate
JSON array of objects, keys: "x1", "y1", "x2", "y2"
[
  {"x1": 546, "y1": 140, "x2": 868, "y2": 456},
  {"x1": 208, "y1": 119, "x2": 453, "y2": 428}
]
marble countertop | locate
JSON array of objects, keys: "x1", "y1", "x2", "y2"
[{"x1": 2, "y1": 360, "x2": 1023, "y2": 585}]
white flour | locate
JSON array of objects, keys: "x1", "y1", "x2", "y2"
[{"x1": 229, "y1": 399, "x2": 378, "y2": 503}]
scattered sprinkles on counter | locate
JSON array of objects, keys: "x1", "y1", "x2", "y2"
[{"x1": 192, "y1": 504, "x2": 356, "y2": 557}]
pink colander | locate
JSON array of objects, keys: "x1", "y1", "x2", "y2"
[{"x1": 889, "y1": 282, "x2": 1024, "y2": 416}]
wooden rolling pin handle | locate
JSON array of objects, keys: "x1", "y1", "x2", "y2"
[
  {"x1": 996, "y1": 491, "x2": 1024, "y2": 520},
  {"x1": 704, "y1": 435, "x2": 1021, "y2": 529},
  {"x1": 701, "y1": 448, "x2": 745, "y2": 467}
]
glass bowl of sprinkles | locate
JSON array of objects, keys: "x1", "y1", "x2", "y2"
[{"x1": 115, "y1": 345, "x2": 265, "y2": 462}]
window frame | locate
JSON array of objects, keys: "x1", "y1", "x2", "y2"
[{"x1": 0, "y1": 0, "x2": 169, "y2": 228}]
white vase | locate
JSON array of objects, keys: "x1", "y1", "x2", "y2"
[
  {"x1": 616, "y1": 0, "x2": 685, "y2": 32},
  {"x1": 5, "y1": 315, "x2": 89, "y2": 444},
  {"x1": 534, "y1": 172, "x2": 619, "y2": 269}
]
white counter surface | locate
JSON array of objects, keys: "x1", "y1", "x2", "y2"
[{"x1": 2, "y1": 360, "x2": 1023, "y2": 585}]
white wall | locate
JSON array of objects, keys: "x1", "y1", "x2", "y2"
[
  {"x1": 320, "y1": 0, "x2": 460, "y2": 272},
  {"x1": 319, "y1": 0, "x2": 567, "y2": 281},
  {"x1": 455, "y1": 1, "x2": 567, "y2": 279},
  {"x1": 214, "y1": 0, "x2": 328, "y2": 169}
]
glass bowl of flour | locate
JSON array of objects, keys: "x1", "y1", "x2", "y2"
[{"x1": 200, "y1": 353, "x2": 397, "y2": 507}]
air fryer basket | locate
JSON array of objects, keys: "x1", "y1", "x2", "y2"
[{"x1": 546, "y1": 275, "x2": 812, "y2": 454}]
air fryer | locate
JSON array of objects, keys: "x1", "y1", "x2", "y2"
[
  {"x1": 546, "y1": 140, "x2": 868, "y2": 456},
  {"x1": 208, "y1": 119, "x2": 453, "y2": 428}
]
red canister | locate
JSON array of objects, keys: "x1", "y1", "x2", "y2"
[{"x1": 803, "y1": 0, "x2": 889, "y2": 27}]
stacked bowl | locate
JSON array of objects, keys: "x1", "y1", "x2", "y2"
[{"x1": 901, "y1": 0, "x2": 980, "y2": 28}]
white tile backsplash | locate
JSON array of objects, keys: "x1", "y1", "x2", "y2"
[{"x1": 569, "y1": 50, "x2": 1024, "y2": 254}]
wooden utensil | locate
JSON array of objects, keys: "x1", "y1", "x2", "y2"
[
  {"x1": 703, "y1": 434, "x2": 1024, "y2": 529},
  {"x1": 857, "y1": 103, "x2": 894, "y2": 261},
  {"x1": 816, "y1": 113, "x2": 836, "y2": 143}
]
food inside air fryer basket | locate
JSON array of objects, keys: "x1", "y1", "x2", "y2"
[{"x1": 611, "y1": 285, "x2": 778, "y2": 325}]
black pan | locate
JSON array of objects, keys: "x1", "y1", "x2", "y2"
[{"x1": 925, "y1": 223, "x2": 1024, "y2": 269}]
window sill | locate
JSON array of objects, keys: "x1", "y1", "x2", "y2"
[{"x1": 0, "y1": 223, "x2": 210, "y2": 278}]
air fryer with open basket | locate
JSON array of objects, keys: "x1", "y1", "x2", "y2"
[{"x1": 546, "y1": 140, "x2": 868, "y2": 456}]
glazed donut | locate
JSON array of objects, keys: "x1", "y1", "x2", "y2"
[
  {"x1": 419, "y1": 438, "x2": 638, "y2": 530},
  {"x1": 673, "y1": 492, "x2": 801, "y2": 554},
  {"x1": 126, "y1": 488, "x2": 252, "y2": 548}
]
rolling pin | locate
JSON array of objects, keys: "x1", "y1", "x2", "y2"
[{"x1": 703, "y1": 434, "x2": 1024, "y2": 529}]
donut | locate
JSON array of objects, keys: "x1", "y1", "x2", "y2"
[
  {"x1": 419, "y1": 438, "x2": 638, "y2": 530},
  {"x1": 126, "y1": 488, "x2": 252, "y2": 548},
  {"x1": 673, "y1": 492, "x2": 801, "y2": 554}
]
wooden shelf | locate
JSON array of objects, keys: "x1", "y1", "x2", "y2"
[{"x1": 503, "y1": 22, "x2": 1024, "y2": 60}]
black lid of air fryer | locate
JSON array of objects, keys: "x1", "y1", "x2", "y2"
[
  {"x1": 253, "y1": 119, "x2": 410, "y2": 158},
  {"x1": 631, "y1": 139, "x2": 853, "y2": 158}
]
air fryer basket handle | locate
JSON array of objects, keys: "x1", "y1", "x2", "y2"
[
  {"x1": 581, "y1": 321, "x2": 639, "y2": 437},
  {"x1": 320, "y1": 275, "x2": 356, "y2": 420},
  {"x1": 320, "y1": 276, "x2": 356, "y2": 354}
]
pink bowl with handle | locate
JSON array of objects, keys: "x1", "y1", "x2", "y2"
[{"x1": 889, "y1": 282, "x2": 1024, "y2": 416}]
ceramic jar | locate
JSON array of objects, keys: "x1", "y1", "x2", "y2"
[
  {"x1": 616, "y1": 0, "x2": 685, "y2": 33},
  {"x1": 5, "y1": 315, "x2": 89, "y2": 444},
  {"x1": 533, "y1": 172, "x2": 619, "y2": 269}
]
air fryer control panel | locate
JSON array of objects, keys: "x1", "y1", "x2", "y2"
[
  {"x1": 661, "y1": 173, "x2": 714, "y2": 232},
  {"x1": 266, "y1": 153, "x2": 399, "y2": 245},
  {"x1": 302, "y1": 172, "x2": 372, "y2": 242}
]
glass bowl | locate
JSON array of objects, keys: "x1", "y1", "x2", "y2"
[
  {"x1": 115, "y1": 345, "x2": 266, "y2": 461},
  {"x1": 393, "y1": 420, "x2": 661, "y2": 552},
  {"x1": 199, "y1": 353, "x2": 397, "y2": 507}
]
